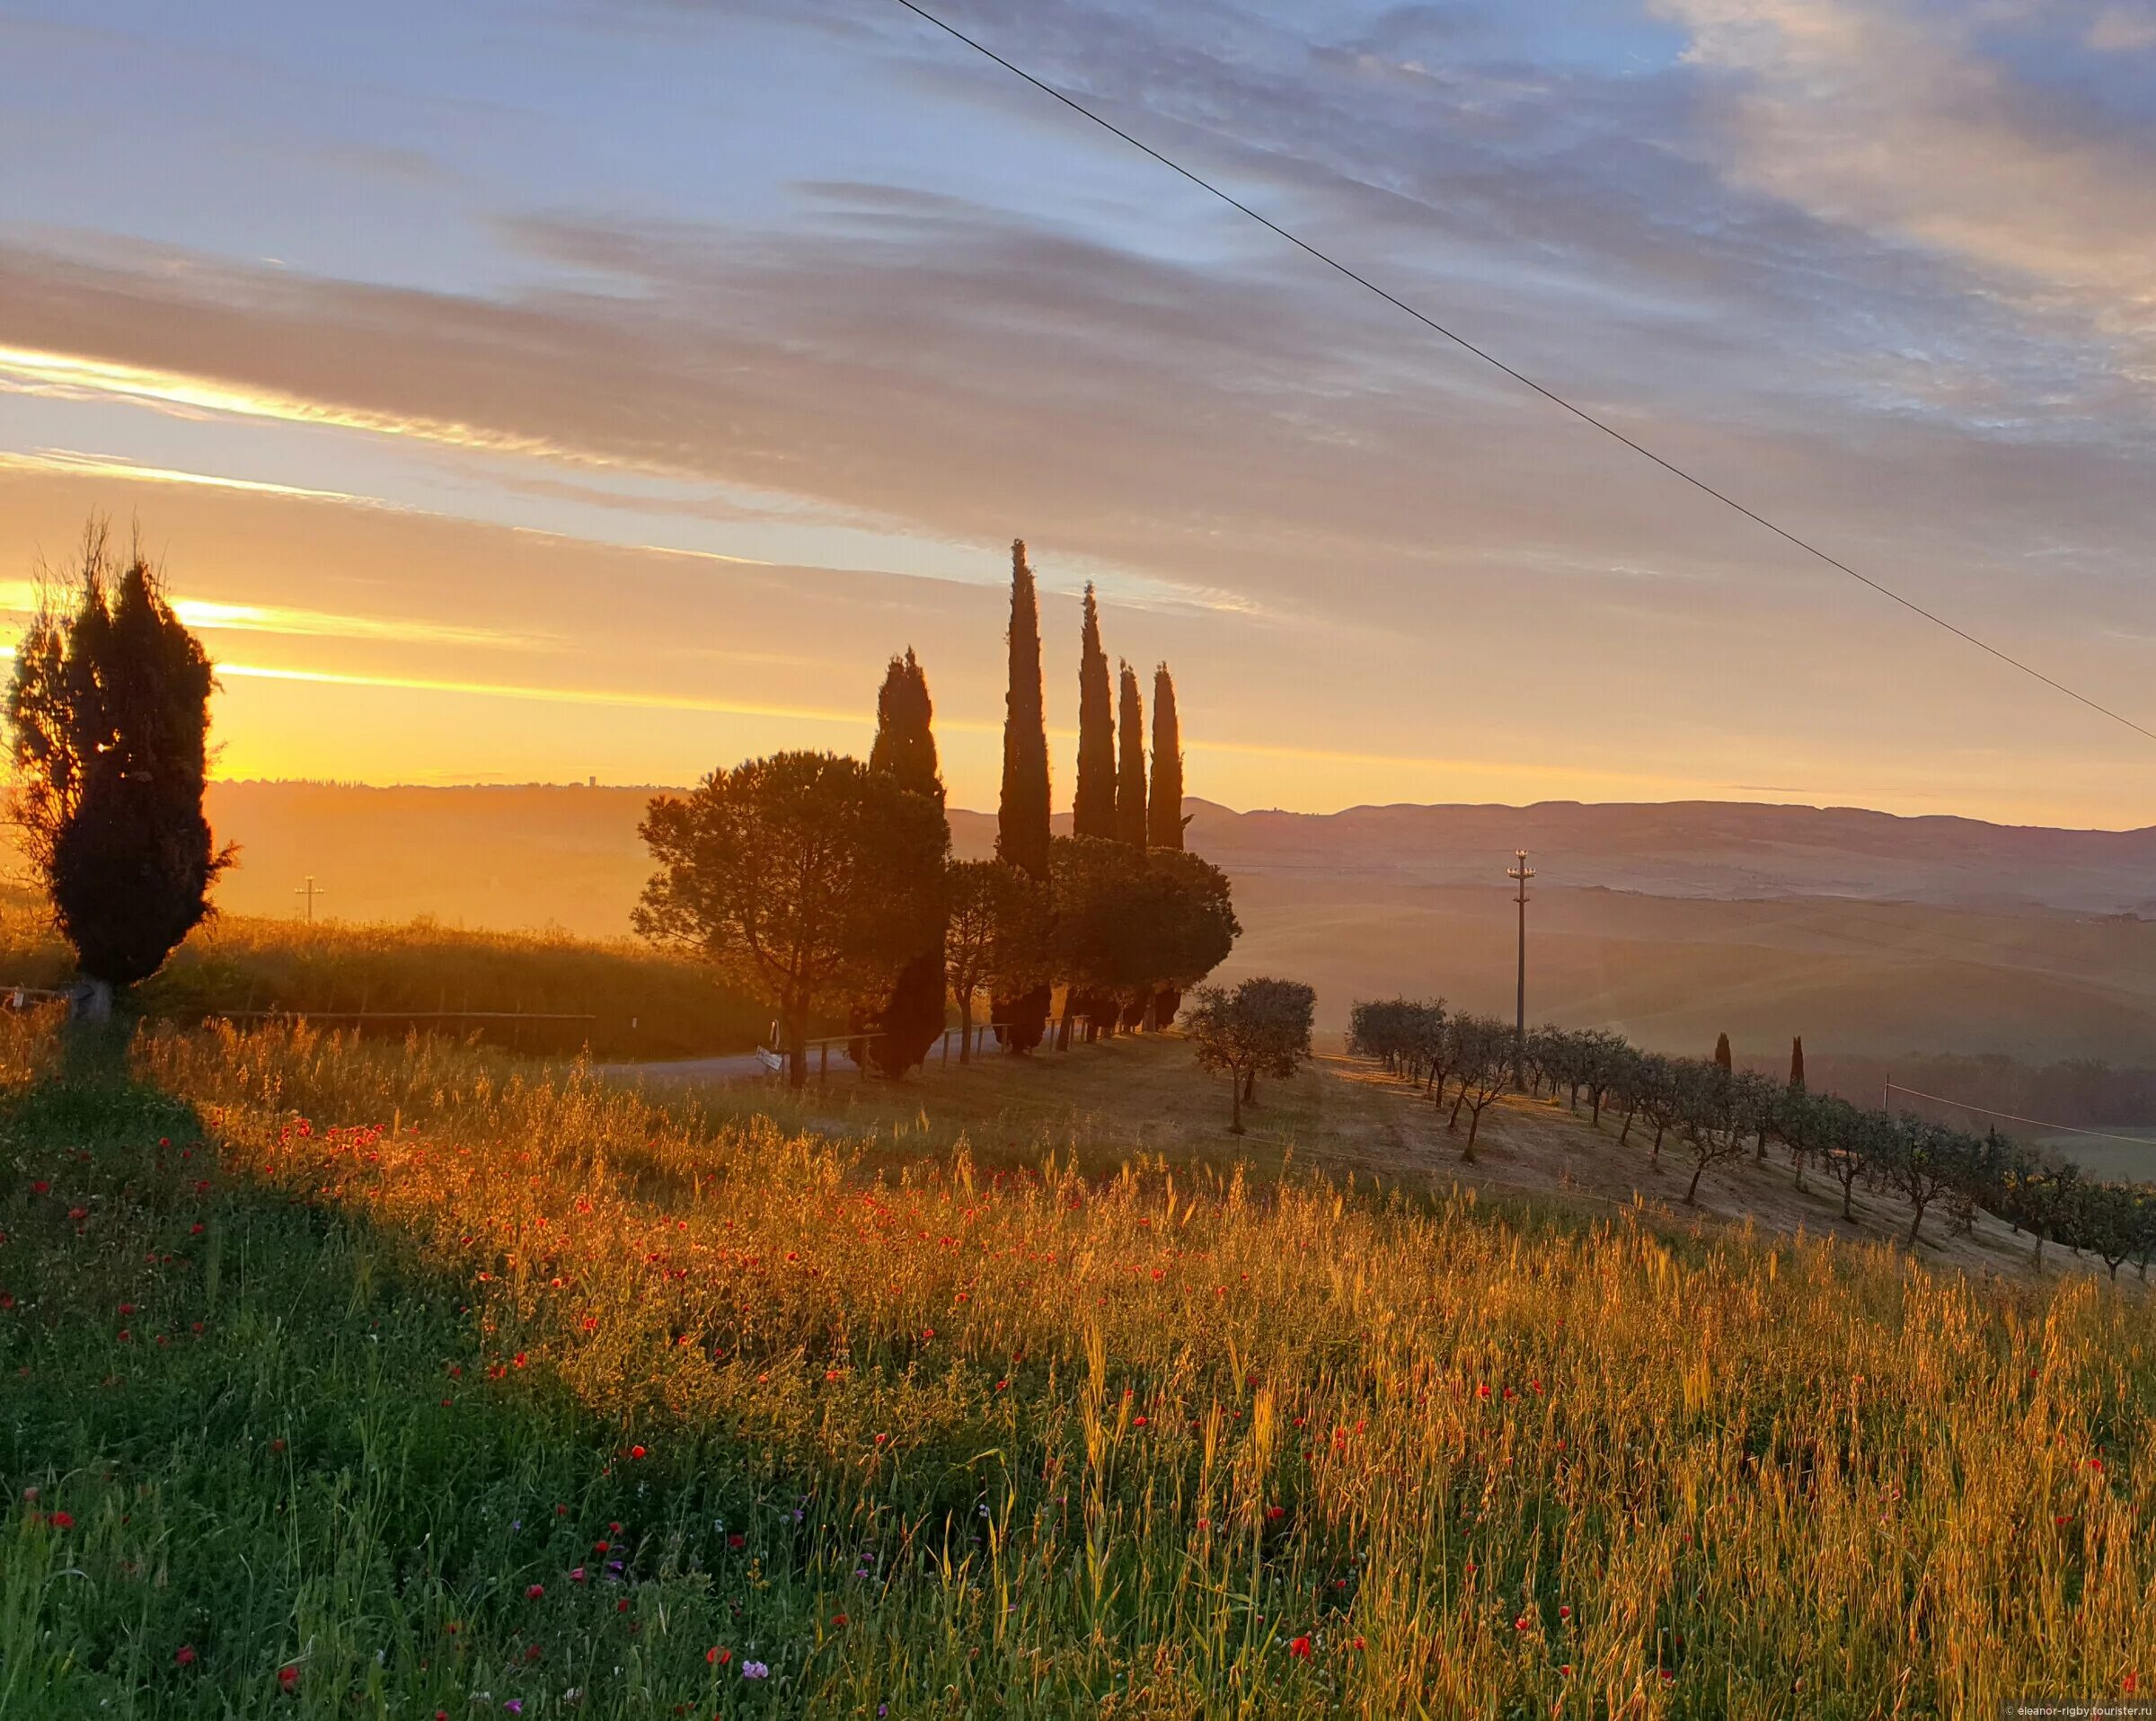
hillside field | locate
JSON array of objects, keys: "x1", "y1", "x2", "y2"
[
  {"x1": 0, "y1": 907, "x2": 771, "y2": 1060},
  {"x1": 1, "y1": 1019, "x2": 2148, "y2": 1717}
]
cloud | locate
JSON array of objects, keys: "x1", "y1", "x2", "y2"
[
  {"x1": 2088, "y1": 5, "x2": 2156, "y2": 52},
  {"x1": 0, "y1": 345, "x2": 612, "y2": 467},
  {"x1": 0, "y1": 446, "x2": 392, "y2": 507},
  {"x1": 1655, "y1": 0, "x2": 2156, "y2": 374},
  {"x1": 3, "y1": 0, "x2": 2153, "y2": 797},
  {"x1": 0, "y1": 576, "x2": 545, "y2": 652}
]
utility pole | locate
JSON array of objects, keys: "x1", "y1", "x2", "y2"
[
  {"x1": 1507, "y1": 848, "x2": 1534, "y2": 1087},
  {"x1": 296, "y1": 875, "x2": 324, "y2": 923}
]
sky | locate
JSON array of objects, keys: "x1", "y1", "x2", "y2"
[{"x1": 1, "y1": 0, "x2": 2154, "y2": 825}]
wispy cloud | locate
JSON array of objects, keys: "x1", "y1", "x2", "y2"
[
  {"x1": 0, "y1": 446, "x2": 393, "y2": 507},
  {"x1": 0, "y1": 580, "x2": 544, "y2": 653},
  {"x1": 0, "y1": 346, "x2": 613, "y2": 467},
  {"x1": 212, "y1": 660, "x2": 904, "y2": 728}
]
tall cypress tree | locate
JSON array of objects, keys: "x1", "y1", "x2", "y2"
[
  {"x1": 1147, "y1": 663, "x2": 1185, "y2": 851},
  {"x1": 862, "y1": 649, "x2": 949, "y2": 1075},
  {"x1": 1714, "y1": 1032, "x2": 1733, "y2": 1072},
  {"x1": 1073, "y1": 584, "x2": 1117, "y2": 840},
  {"x1": 1144, "y1": 662, "x2": 1188, "y2": 1026},
  {"x1": 994, "y1": 540, "x2": 1052, "y2": 1050},
  {"x1": 1789, "y1": 1036, "x2": 1806, "y2": 1091},
  {"x1": 1115, "y1": 660, "x2": 1146, "y2": 850}
]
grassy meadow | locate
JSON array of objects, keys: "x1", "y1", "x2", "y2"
[
  {"x1": 0, "y1": 906, "x2": 770, "y2": 1060},
  {"x1": 0, "y1": 1016, "x2": 2150, "y2": 1717}
]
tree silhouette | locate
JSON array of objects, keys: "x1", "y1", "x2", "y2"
[
  {"x1": 1145, "y1": 662, "x2": 1188, "y2": 1022},
  {"x1": 1713, "y1": 1032, "x2": 1733, "y2": 1072},
  {"x1": 1115, "y1": 660, "x2": 1147, "y2": 849},
  {"x1": 994, "y1": 541, "x2": 1052, "y2": 1049},
  {"x1": 6, "y1": 522, "x2": 230, "y2": 1020},
  {"x1": 943, "y1": 858, "x2": 1047, "y2": 1064},
  {"x1": 1147, "y1": 662, "x2": 1186, "y2": 851},
  {"x1": 1073, "y1": 584, "x2": 1116, "y2": 840},
  {"x1": 635, "y1": 752, "x2": 945, "y2": 1089},
  {"x1": 1789, "y1": 1035, "x2": 1806, "y2": 1090},
  {"x1": 862, "y1": 649, "x2": 949, "y2": 1074}
]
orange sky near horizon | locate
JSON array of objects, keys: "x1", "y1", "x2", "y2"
[{"x1": 2, "y1": 459, "x2": 2146, "y2": 830}]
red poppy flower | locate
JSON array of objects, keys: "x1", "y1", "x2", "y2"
[
  {"x1": 278, "y1": 1666, "x2": 299, "y2": 1692},
  {"x1": 630, "y1": 1444, "x2": 647, "y2": 1460},
  {"x1": 708, "y1": 1646, "x2": 730, "y2": 1665},
  {"x1": 526, "y1": 1584, "x2": 545, "y2": 1600},
  {"x1": 1289, "y1": 1635, "x2": 1312, "y2": 1659},
  {"x1": 48, "y1": 1511, "x2": 74, "y2": 1530},
  {"x1": 174, "y1": 1646, "x2": 197, "y2": 1666}
]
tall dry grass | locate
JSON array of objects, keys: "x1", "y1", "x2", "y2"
[{"x1": 1, "y1": 1017, "x2": 2148, "y2": 1715}]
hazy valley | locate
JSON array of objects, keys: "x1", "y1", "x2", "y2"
[{"x1": 192, "y1": 780, "x2": 2156, "y2": 1062}]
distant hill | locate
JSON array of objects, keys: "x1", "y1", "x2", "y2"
[
  {"x1": 170, "y1": 781, "x2": 2156, "y2": 1062},
  {"x1": 1114, "y1": 798, "x2": 2156, "y2": 914}
]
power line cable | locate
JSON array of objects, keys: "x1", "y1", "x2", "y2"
[
  {"x1": 1885, "y1": 1082, "x2": 2156, "y2": 1147},
  {"x1": 889, "y1": 0, "x2": 2156, "y2": 746}
]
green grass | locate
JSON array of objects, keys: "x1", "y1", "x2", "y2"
[{"x1": 0, "y1": 1016, "x2": 2152, "y2": 1717}]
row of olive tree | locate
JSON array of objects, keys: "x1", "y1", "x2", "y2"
[
  {"x1": 1343, "y1": 999, "x2": 1518, "y2": 1158},
  {"x1": 1349, "y1": 999, "x2": 2156, "y2": 1274}
]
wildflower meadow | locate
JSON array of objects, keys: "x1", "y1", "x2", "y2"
[{"x1": 1, "y1": 1014, "x2": 2151, "y2": 1717}]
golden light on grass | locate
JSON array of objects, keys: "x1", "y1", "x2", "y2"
[{"x1": 9, "y1": 1017, "x2": 2122, "y2": 1715}]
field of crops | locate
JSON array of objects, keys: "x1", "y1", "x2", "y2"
[{"x1": 1, "y1": 1017, "x2": 2151, "y2": 1717}]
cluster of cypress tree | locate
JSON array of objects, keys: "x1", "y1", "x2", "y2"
[
  {"x1": 1035, "y1": 561, "x2": 1216, "y2": 1043},
  {"x1": 776, "y1": 540, "x2": 1234, "y2": 1075}
]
